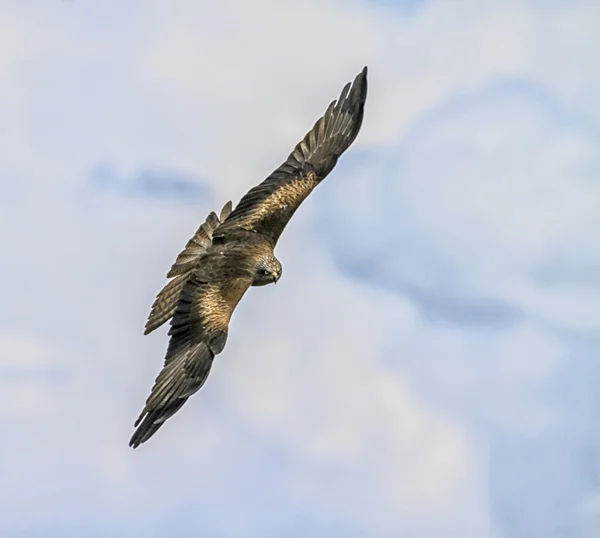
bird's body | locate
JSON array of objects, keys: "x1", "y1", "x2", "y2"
[{"x1": 130, "y1": 67, "x2": 368, "y2": 448}]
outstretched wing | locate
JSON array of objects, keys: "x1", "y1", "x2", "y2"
[
  {"x1": 144, "y1": 201, "x2": 233, "y2": 335},
  {"x1": 130, "y1": 266, "x2": 252, "y2": 448},
  {"x1": 214, "y1": 66, "x2": 368, "y2": 246}
]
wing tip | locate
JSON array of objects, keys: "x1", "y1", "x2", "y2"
[
  {"x1": 309, "y1": 66, "x2": 368, "y2": 168},
  {"x1": 347, "y1": 65, "x2": 368, "y2": 111},
  {"x1": 129, "y1": 410, "x2": 162, "y2": 448},
  {"x1": 129, "y1": 427, "x2": 147, "y2": 449}
]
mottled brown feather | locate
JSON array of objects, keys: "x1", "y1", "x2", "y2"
[
  {"x1": 144, "y1": 201, "x2": 233, "y2": 335},
  {"x1": 233, "y1": 171, "x2": 319, "y2": 232},
  {"x1": 215, "y1": 66, "x2": 368, "y2": 245},
  {"x1": 130, "y1": 234, "x2": 272, "y2": 448}
]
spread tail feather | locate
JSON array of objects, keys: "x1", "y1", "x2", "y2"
[{"x1": 144, "y1": 201, "x2": 232, "y2": 335}]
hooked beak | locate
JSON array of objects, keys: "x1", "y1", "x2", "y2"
[{"x1": 271, "y1": 272, "x2": 280, "y2": 284}]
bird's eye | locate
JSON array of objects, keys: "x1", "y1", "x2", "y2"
[{"x1": 261, "y1": 269, "x2": 270, "y2": 275}]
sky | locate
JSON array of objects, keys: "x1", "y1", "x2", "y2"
[{"x1": 0, "y1": 0, "x2": 599, "y2": 537}]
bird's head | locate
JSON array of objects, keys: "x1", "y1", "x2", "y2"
[{"x1": 252, "y1": 254, "x2": 282, "y2": 286}]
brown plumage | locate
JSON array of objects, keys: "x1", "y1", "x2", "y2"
[
  {"x1": 130, "y1": 66, "x2": 368, "y2": 448},
  {"x1": 144, "y1": 201, "x2": 232, "y2": 335}
]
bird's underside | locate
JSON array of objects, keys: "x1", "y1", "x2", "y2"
[{"x1": 130, "y1": 66, "x2": 368, "y2": 448}]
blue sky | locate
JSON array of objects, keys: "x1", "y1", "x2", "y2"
[{"x1": 1, "y1": 1, "x2": 599, "y2": 537}]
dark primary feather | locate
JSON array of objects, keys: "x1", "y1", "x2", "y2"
[
  {"x1": 144, "y1": 201, "x2": 233, "y2": 335},
  {"x1": 130, "y1": 264, "x2": 253, "y2": 448},
  {"x1": 129, "y1": 344, "x2": 213, "y2": 448},
  {"x1": 214, "y1": 66, "x2": 368, "y2": 245}
]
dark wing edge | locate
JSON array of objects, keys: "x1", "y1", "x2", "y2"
[
  {"x1": 285, "y1": 65, "x2": 368, "y2": 178},
  {"x1": 214, "y1": 66, "x2": 368, "y2": 244},
  {"x1": 144, "y1": 201, "x2": 233, "y2": 335},
  {"x1": 130, "y1": 274, "x2": 248, "y2": 448}
]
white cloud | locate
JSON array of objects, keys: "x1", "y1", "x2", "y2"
[{"x1": 324, "y1": 81, "x2": 600, "y2": 331}]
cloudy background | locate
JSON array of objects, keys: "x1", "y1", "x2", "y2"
[{"x1": 1, "y1": 0, "x2": 599, "y2": 536}]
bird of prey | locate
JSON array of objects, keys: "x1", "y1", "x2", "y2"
[{"x1": 130, "y1": 66, "x2": 368, "y2": 448}]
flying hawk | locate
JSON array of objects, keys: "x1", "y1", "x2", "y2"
[{"x1": 130, "y1": 66, "x2": 368, "y2": 448}]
